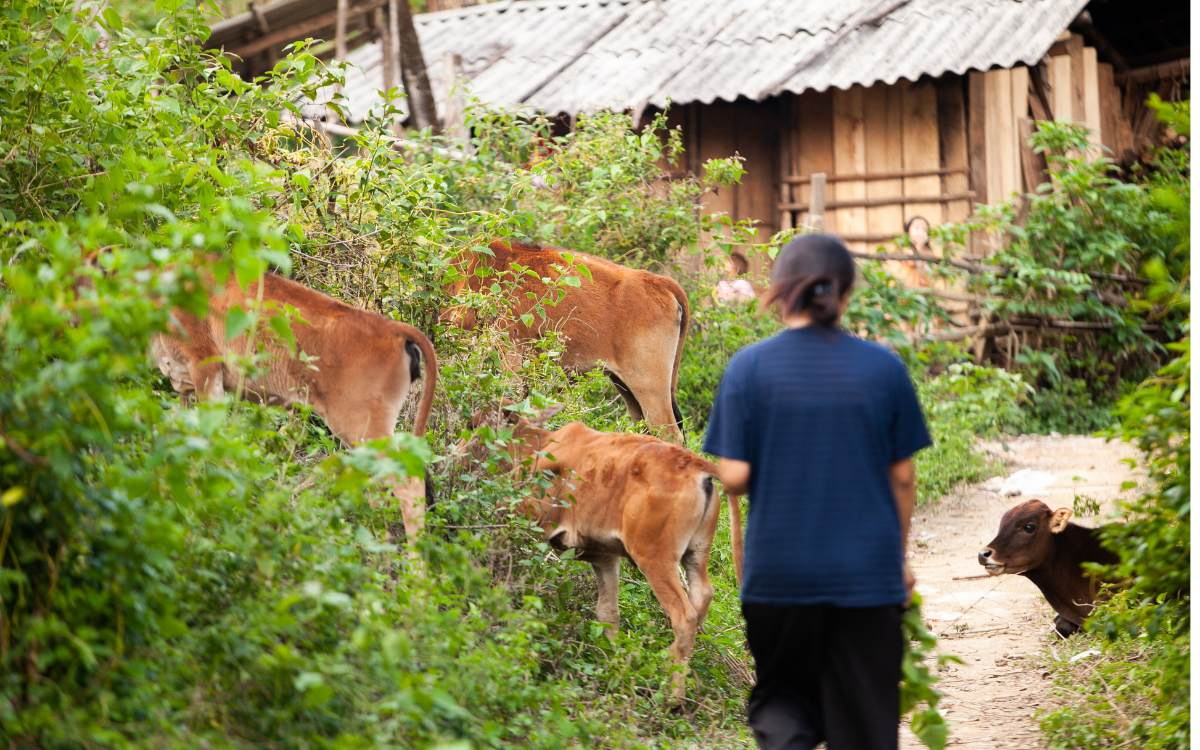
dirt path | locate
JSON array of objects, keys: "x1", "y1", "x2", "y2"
[{"x1": 899, "y1": 434, "x2": 1141, "y2": 750}]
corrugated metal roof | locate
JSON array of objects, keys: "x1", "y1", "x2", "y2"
[{"x1": 308, "y1": 0, "x2": 1088, "y2": 122}]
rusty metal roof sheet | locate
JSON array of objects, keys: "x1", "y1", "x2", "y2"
[{"x1": 273, "y1": 0, "x2": 1089, "y2": 122}]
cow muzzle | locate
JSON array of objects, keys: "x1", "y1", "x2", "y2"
[{"x1": 977, "y1": 548, "x2": 1005, "y2": 575}]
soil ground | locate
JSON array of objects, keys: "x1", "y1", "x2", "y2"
[{"x1": 899, "y1": 434, "x2": 1141, "y2": 749}]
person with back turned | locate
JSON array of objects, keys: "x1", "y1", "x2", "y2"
[{"x1": 703, "y1": 234, "x2": 932, "y2": 750}]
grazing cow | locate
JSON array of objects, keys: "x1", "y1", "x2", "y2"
[
  {"x1": 447, "y1": 240, "x2": 689, "y2": 442},
  {"x1": 470, "y1": 405, "x2": 743, "y2": 702},
  {"x1": 978, "y1": 499, "x2": 1118, "y2": 636},
  {"x1": 151, "y1": 272, "x2": 438, "y2": 539}
]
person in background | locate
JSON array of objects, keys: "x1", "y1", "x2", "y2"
[{"x1": 703, "y1": 234, "x2": 932, "y2": 750}]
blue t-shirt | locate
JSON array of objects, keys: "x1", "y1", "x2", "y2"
[{"x1": 703, "y1": 326, "x2": 932, "y2": 607}]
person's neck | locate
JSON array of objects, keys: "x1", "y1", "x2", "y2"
[{"x1": 783, "y1": 314, "x2": 814, "y2": 329}]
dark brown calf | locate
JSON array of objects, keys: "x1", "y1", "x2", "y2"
[{"x1": 978, "y1": 499, "x2": 1117, "y2": 636}]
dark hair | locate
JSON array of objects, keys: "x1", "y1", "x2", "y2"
[{"x1": 763, "y1": 234, "x2": 856, "y2": 326}]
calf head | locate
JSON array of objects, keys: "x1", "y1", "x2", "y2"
[
  {"x1": 460, "y1": 403, "x2": 562, "y2": 467},
  {"x1": 979, "y1": 499, "x2": 1072, "y2": 575}
]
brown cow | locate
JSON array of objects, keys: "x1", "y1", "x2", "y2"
[
  {"x1": 978, "y1": 499, "x2": 1118, "y2": 637},
  {"x1": 470, "y1": 405, "x2": 743, "y2": 702},
  {"x1": 150, "y1": 272, "x2": 437, "y2": 539},
  {"x1": 447, "y1": 240, "x2": 689, "y2": 442}
]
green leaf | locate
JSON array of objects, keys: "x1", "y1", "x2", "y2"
[
  {"x1": 224, "y1": 306, "x2": 254, "y2": 341},
  {"x1": 1, "y1": 487, "x2": 25, "y2": 507}
]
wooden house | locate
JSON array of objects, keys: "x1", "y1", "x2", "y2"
[{"x1": 210, "y1": 0, "x2": 1189, "y2": 262}]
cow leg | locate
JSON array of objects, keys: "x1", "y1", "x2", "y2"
[
  {"x1": 637, "y1": 558, "x2": 700, "y2": 703},
  {"x1": 326, "y1": 400, "x2": 425, "y2": 548},
  {"x1": 620, "y1": 374, "x2": 683, "y2": 444},
  {"x1": 681, "y1": 549, "x2": 714, "y2": 627},
  {"x1": 591, "y1": 556, "x2": 621, "y2": 636},
  {"x1": 1053, "y1": 613, "x2": 1080, "y2": 638},
  {"x1": 606, "y1": 372, "x2": 644, "y2": 422}
]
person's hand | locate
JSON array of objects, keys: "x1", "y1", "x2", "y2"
[{"x1": 903, "y1": 561, "x2": 916, "y2": 607}]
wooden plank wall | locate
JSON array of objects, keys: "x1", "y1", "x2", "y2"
[
  {"x1": 778, "y1": 80, "x2": 972, "y2": 254},
  {"x1": 1043, "y1": 34, "x2": 1118, "y2": 157},
  {"x1": 670, "y1": 98, "x2": 781, "y2": 271}
]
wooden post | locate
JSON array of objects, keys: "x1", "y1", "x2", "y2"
[
  {"x1": 1018, "y1": 117, "x2": 1046, "y2": 193},
  {"x1": 435, "y1": 52, "x2": 469, "y2": 147},
  {"x1": 394, "y1": 0, "x2": 441, "y2": 133},
  {"x1": 796, "y1": 91, "x2": 835, "y2": 232},
  {"x1": 1050, "y1": 54, "x2": 1073, "y2": 122},
  {"x1": 809, "y1": 172, "x2": 826, "y2": 232},
  {"x1": 832, "y1": 87, "x2": 867, "y2": 249},
  {"x1": 248, "y1": 1, "x2": 276, "y2": 77},
  {"x1": 863, "y1": 85, "x2": 904, "y2": 247},
  {"x1": 380, "y1": 6, "x2": 396, "y2": 92},
  {"x1": 779, "y1": 95, "x2": 794, "y2": 231},
  {"x1": 335, "y1": 0, "x2": 349, "y2": 60},
  {"x1": 1066, "y1": 34, "x2": 1087, "y2": 124},
  {"x1": 936, "y1": 77, "x2": 970, "y2": 224},
  {"x1": 383, "y1": 0, "x2": 402, "y2": 134},
  {"x1": 1082, "y1": 47, "x2": 1103, "y2": 153},
  {"x1": 966, "y1": 72, "x2": 988, "y2": 206}
]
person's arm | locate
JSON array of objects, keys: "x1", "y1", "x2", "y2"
[
  {"x1": 890, "y1": 458, "x2": 917, "y2": 605},
  {"x1": 717, "y1": 458, "x2": 750, "y2": 495}
]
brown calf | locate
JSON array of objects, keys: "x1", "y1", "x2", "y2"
[
  {"x1": 151, "y1": 272, "x2": 438, "y2": 539},
  {"x1": 473, "y1": 406, "x2": 743, "y2": 702},
  {"x1": 978, "y1": 499, "x2": 1117, "y2": 637},
  {"x1": 447, "y1": 240, "x2": 689, "y2": 442}
]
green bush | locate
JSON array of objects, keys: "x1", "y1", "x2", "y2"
[
  {"x1": 0, "y1": 2, "x2": 1084, "y2": 747},
  {"x1": 1039, "y1": 97, "x2": 1189, "y2": 750},
  {"x1": 899, "y1": 118, "x2": 1190, "y2": 432}
]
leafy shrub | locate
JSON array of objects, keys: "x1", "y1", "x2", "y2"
[
  {"x1": 0, "y1": 1, "x2": 1053, "y2": 747},
  {"x1": 898, "y1": 119, "x2": 1191, "y2": 432},
  {"x1": 1039, "y1": 97, "x2": 1189, "y2": 750}
]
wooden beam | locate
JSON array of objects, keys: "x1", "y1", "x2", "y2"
[
  {"x1": 936, "y1": 77, "x2": 970, "y2": 224},
  {"x1": 832, "y1": 86, "x2": 867, "y2": 247},
  {"x1": 967, "y1": 72, "x2": 988, "y2": 205},
  {"x1": 230, "y1": 0, "x2": 387, "y2": 60},
  {"x1": 1066, "y1": 34, "x2": 1087, "y2": 123},
  {"x1": 779, "y1": 191, "x2": 976, "y2": 211},
  {"x1": 1049, "y1": 54, "x2": 1073, "y2": 121},
  {"x1": 1017, "y1": 117, "x2": 1045, "y2": 193},
  {"x1": 863, "y1": 84, "x2": 904, "y2": 246},
  {"x1": 379, "y1": 5, "x2": 395, "y2": 92},
  {"x1": 809, "y1": 172, "x2": 827, "y2": 231},
  {"x1": 1116, "y1": 59, "x2": 1191, "y2": 85},
  {"x1": 779, "y1": 95, "x2": 795, "y2": 230},
  {"x1": 794, "y1": 91, "x2": 835, "y2": 231},
  {"x1": 1082, "y1": 46, "x2": 1103, "y2": 151},
  {"x1": 782, "y1": 167, "x2": 966, "y2": 184},
  {"x1": 1097, "y1": 62, "x2": 1121, "y2": 154},
  {"x1": 901, "y1": 80, "x2": 943, "y2": 249},
  {"x1": 1028, "y1": 64, "x2": 1053, "y2": 121},
  {"x1": 335, "y1": 0, "x2": 349, "y2": 59},
  {"x1": 1069, "y1": 11, "x2": 1130, "y2": 72},
  {"x1": 984, "y1": 69, "x2": 1015, "y2": 202}
]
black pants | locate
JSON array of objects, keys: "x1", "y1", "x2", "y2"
[{"x1": 742, "y1": 603, "x2": 903, "y2": 750}]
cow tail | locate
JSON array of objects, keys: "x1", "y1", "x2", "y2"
[
  {"x1": 395, "y1": 323, "x2": 439, "y2": 437},
  {"x1": 664, "y1": 277, "x2": 690, "y2": 430},
  {"x1": 727, "y1": 488, "x2": 744, "y2": 587},
  {"x1": 700, "y1": 459, "x2": 744, "y2": 588}
]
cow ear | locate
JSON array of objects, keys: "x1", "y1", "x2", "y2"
[
  {"x1": 532, "y1": 403, "x2": 564, "y2": 426},
  {"x1": 1049, "y1": 507, "x2": 1072, "y2": 534}
]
